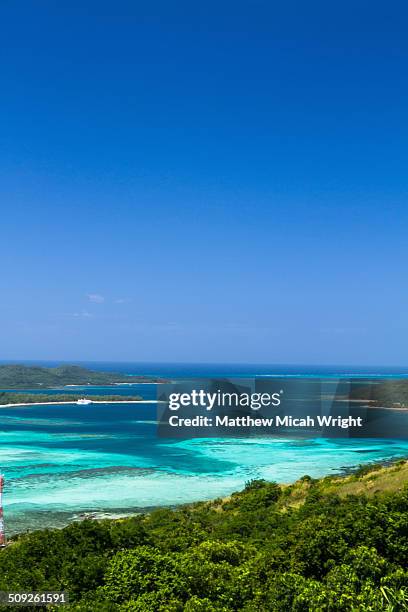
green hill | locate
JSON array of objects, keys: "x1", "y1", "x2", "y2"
[
  {"x1": 0, "y1": 364, "x2": 160, "y2": 389},
  {"x1": 349, "y1": 379, "x2": 408, "y2": 407},
  {"x1": 0, "y1": 392, "x2": 142, "y2": 405},
  {"x1": 1, "y1": 461, "x2": 408, "y2": 610}
]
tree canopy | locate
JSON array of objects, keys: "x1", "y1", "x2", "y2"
[{"x1": 1, "y1": 464, "x2": 408, "y2": 610}]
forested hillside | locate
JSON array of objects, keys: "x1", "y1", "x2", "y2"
[
  {"x1": 0, "y1": 365, "x2": 159, "y2": 388},
  {"x1": 1, "y1": 461, "x2": 408, "y2": 610}
]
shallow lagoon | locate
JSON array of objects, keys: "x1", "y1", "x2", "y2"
[{"x1": 1, "y1": 384, "x2": 408, "y2": 533}]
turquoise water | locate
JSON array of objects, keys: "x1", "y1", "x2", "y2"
[{"x1": 1, "y1": 381, "x2": 408, "y2": 534}]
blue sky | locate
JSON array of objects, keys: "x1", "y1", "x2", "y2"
[{"x1": 1, "y1": 1, "x2": 408, "y2": 364}]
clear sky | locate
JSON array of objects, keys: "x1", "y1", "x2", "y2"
[{"x1": 1, "y1": 1, "x2": 407, "y2": 365}]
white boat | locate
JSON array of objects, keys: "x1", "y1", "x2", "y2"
[{"x1": 77, "y1": 398, "x2": 93, "y2": 405}]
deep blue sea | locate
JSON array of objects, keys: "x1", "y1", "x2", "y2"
[{"x1": 2, "y1": 362, "x2": 408, "y2": 534}]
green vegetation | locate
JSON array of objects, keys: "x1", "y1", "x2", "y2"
[
  {"x1": 350, "y1": 379, "x2": 408, "y2": 408},
  {"x1": 0, "y1": 365, "x2": 162, "y2": 389},
  {"x1": 0, "y1": 392, "x2": 142, "y2": 405},
  {"x1": 2, "y1": 462, "x2": 408, "y2": 611}
]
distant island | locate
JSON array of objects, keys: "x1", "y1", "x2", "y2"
[
  {"x1": 0, "y1": 364, "x2": 164, "y2": 389},
  {"x1": 0, "y1": 392, "x2": 143, "y2": 406},
  {"x1": 349, "y1": 379, "x2": 408, "y2": 408}
]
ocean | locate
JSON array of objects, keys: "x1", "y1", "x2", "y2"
[{"x1": 2, "y1": 361, "x2": 408, "y2": 534}]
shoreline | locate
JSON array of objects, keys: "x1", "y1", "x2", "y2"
[
  {"x1": 363, "y1": 404, "x2": 408, "y2": 412},
  {"x1": 1, "y1": 400, "x2": 407, "y2": 412},
  {"x1": 6, "y1": 456, "x2": 408, "y2": 537},
  {"x1": 64, "y1": 382, "x2": 159, "y2": 387},
  {"x1": 0, "y1": 400, "x2": 160, "y2": 408},
  {"x1": 336, "y1": 398, "x2": 408, "y2": 411}
]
